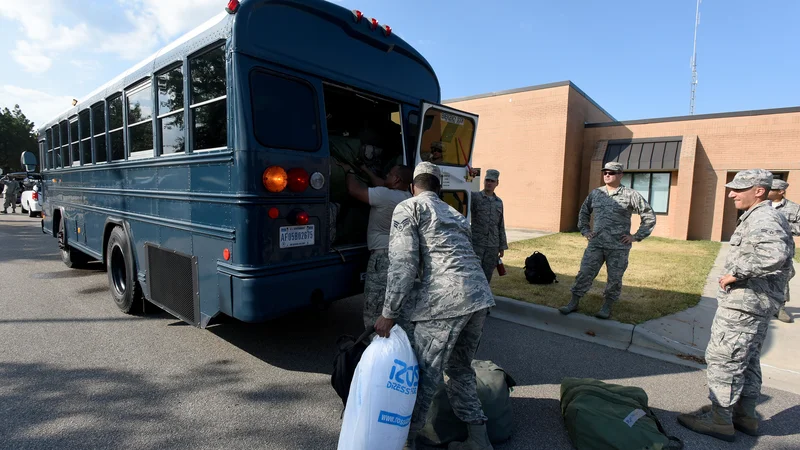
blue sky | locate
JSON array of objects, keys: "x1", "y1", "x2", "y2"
[{"x1": 1, "y1": 0, "x2": 798, "y2": 127}]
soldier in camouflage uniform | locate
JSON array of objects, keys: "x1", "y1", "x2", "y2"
[
  {"x1": 335, "y1": 160, "x2": 413, "y2": 331},
  {"x1": 768, "y1": 178, "x2": 799, "y2": 323},
  {"x1": 678, "y1": 169, "x2": 794, "y2": 442},
  {"x1": 559, "y1": 162, "x2": 656, "y2": 319},
  {"x1": 1, "y1": 177, "x2": 21, "y2": 214},
  {"x1": 374, "y1": 162, "x2": 496, "y2": 450},
  {"x1": 471, "y1": 169, "x2": 508, "y2": 283}
]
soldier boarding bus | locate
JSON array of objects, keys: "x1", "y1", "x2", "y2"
[{"x1": 35, "y1": 0, "x2": 479, "y2": 327}]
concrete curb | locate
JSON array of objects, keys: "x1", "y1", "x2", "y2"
[
  {"x1": 491, "y1": 297, "x2": 634, "y2": 350},
  {"x1": 492, "y1": 296, "x2": 707, "y2": 369}
]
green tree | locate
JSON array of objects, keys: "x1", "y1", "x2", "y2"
[{"x1": 0, "y1": 105, "x2": 38, "y2": 173}]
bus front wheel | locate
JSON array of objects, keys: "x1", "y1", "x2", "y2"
[{"x1": 106, "y1": 227, "x2": 142, "y2": 314}]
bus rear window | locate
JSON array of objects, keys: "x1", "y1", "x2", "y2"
[{"x1": 250, "y1": 70, "x2": 319, "y2": 151}]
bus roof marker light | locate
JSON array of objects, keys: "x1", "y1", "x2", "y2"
[
  {"x1": 382, "y1": 24, "x2": 392, "y2": 36},
  {"x1": 225, "y1": 0, "x2": 239, "y2": 14},
  {"x1": 352, "y1": 10, "x2": 363, "y2": 23},
  {"x1": 310, "y1": 172, "x2": 325, "y2": 190},
  {"x1": 263, "y1": 166, "x2": 288, "y2": 192},
  {"x1": 370, "y1": 18, "x2": 379, "y2": 30},
  {"x1": 287, "y1": 168, "x2": 309, "y2": 192}
]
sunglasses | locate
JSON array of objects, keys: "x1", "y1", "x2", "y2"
[{"x1": 602, "y1": 171, "x2": 620, "y2": 176}]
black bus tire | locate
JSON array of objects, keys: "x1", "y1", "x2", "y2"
[
  {"x1": 59, "y1": 215, "x2": 89, "y2": 268},
  {"x1": 106, "y1": 226, "x2": 142, "y2": 314}
]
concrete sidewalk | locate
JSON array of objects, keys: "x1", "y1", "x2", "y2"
[{"x1": 492, "y1": 243, "x2": 800, "y2": 394}]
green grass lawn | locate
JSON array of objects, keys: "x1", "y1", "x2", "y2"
[{"x1": 491, "y1": 233, "x2": 721, "y2": 324}]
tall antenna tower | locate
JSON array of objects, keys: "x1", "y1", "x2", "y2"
[{"x1": 689, "y1": 0, "x2": 701, "y2": 115}]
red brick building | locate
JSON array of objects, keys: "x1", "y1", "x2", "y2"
[{"x1": 446, "y1": 81, "x2": 800, "y2": 242}]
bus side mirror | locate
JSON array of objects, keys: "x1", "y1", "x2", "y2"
[{"x1": 21, "y1": 151, "x2": 37, "y2": 172}]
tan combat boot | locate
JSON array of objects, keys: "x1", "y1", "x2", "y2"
[
  {"x1": 677, "y1": 404, "x2": 735, "y2": 442},
  {"x1": 595, "y1": 299, "x2": 613, "y2": 320},
  {"x1": 559, "y1": 295, "x2": 581, "y2": 315},
  {"x1": 776, "y1": 305, "x2": 794, "y2": 323},
  {"x1": 448, "y1": 423, "x2": 493, "y2": 450},
  {"x1": 732, "y1": 396, "x2": 759, "y2": 436}
]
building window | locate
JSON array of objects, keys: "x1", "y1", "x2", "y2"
[
  {"x1": 621, "y1": 172, "x2": 671, "y2": 213},
  {"x1": 190, "y1": 44, "x2": 227, "y2": 151},
  {"x1": 157, "y1": 65, "x2": 186, "y2": 155}
]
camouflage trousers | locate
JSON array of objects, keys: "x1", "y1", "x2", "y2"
[
  {"x1": 706, "y1": 306, "x2": 771, "y2": 408},
  {"x1": 3, "y1": 195, "x2": 14, "y2": 211},
  {"x1": 363, "y1": 249, "x2": 413, "y2": 336},
  {"x1": 409, "y1": 308, "x2": 490, "y2": 434},
  {"x1": 570, "y1": 245, "x2": 630, "y2": 302},
  {"x1": 473, "y1": 245, "x2": 499, "y2": 283},
  {"x1": 782, "y1": 264, "x2": 795, "y2": 305}
]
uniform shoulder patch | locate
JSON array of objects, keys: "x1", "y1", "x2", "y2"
[{"x1": 393, "y1": 218, "x2": 411, "y2": 231}]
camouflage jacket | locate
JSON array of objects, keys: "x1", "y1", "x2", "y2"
[
  {"x1": 382, "y1": 191, "x2": 496, "y2": 322},
  {"x1": 470, "y1": 191, "x2": 508, "y2": 250},
  {"x1": 578, "y1": 185, "x2": 657, "y2": 249},
  {"x1": 1, "y1": 179, "x2": 21, "y2": 196},
  {"x1": 773, "y1": 198, "x2": 800, "y2": 237},
  {"x1": 722, "y1": 201, "x2": 795, "y2": 317}
]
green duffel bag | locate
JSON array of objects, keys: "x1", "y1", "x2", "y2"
[
  {"x1": 419, "y1": 360, "x2": 517, "y2": 445},
  {"x1": 560, "y1": 378, "x2": 683, "y2": 450}
]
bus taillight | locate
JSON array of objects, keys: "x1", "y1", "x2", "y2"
[
  {"x1": 263, "y1": 166, "x2": 288, "y2": 192},
  {"x1": 268, "y1": 207, "x2": 279, "y2": 219},
  {"x1": 287, "y1": 168, "x2": 309, "y2": 192},
  {"x1": 294, "y1": 211, "x2": 310, "y2": 226}
]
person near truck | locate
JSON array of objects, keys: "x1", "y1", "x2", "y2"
[
  {"x1": 335, "y1": 160, "x2": 413, "y2": 331},
  {"x1": 374, "y1": 162, "x2": 496, "y2": 450},
  {"x1": 470, "y1": 169, "x2": 508, "y2": 283}
]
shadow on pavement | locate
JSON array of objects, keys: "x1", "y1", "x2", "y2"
[{"x1": 0, "y1": 361, "x2": 338, "y2": 449}]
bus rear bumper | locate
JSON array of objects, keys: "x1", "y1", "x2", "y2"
[{"x1": 217, "y1": 252, "x2": 369, "y2": 323}]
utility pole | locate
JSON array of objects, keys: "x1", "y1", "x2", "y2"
[{"x1": 690, "y1": 0, "x2": 701, "y2": 115}]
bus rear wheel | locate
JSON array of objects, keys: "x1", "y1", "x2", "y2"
[{"x1": 106, "y1": 227, "x2": 142, "y2": 314}]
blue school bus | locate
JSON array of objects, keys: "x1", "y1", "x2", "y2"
[{"x1": 36, "y1": 0, "x2": 479, "y2": 327}]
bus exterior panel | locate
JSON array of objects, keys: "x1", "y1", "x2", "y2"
[{"x1": 37, "y1": 0, "x2": 448, "y2": 327}]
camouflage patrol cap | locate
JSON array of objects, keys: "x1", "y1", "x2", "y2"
[
  {"x1": 414, "y1": 161, "x2": 441, "y2": 183},
  {"x1": 602, "y1": 162, "x2": 624, "y2": 172},
  {"x1": 725, "y1": 169, "x2": 774, "y2": 190},
  {"x1": 485, "y1": 169, "x2": 499, "y2": 181},
  {"x1": 430, "y1": 141, "x2": 444, "y2": 151},
  {"x1": 772, "y1": 179, "x2": 789, "y2": 190}
]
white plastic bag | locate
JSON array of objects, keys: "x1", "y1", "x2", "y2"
[{"x1": 337, "y1": 325, "x2": 419, "y2": 450}]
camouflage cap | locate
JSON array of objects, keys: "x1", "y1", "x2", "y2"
[
  {"x1": 413, "y1": 161, "x2": 441, "y2": 183},
  {"x1": 772, "y1": 179, "x2": 789, "y2": 190},
  {"x1": 430, "y1": 141, "x2": 443, "y2": 151},
  {"x1": 485, "y1": 169, "x2": 499, "y2": 181},
  {"x1": 725, "y1": 169, "x2": 774, "y2": 190},
  {"x1": 603, "y1": 162, "x2": 624, "y2": 172}
]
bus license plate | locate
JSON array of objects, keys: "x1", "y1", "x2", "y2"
[{"x1": 279, "y1": 225, "x2": 315, "y2": 248}]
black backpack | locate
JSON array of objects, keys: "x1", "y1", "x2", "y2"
[
  {"x1": 331, "y1": 328, "x2": 374, "y2": 410},
  {"x1": 524, "y1": 251, "x2": 558, "y2": 284}
]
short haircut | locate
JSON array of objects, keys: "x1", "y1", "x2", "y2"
[
  {"x1": 393, "y1": 165, "x2": 413, "y2": 185},
  {"x1": 413, "y1": 173, "x2": 440, "y2": 192}
]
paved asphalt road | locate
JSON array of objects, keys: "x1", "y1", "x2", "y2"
[{"x1": 1, "y1": 213, "x2": 799, "y2": 449}]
